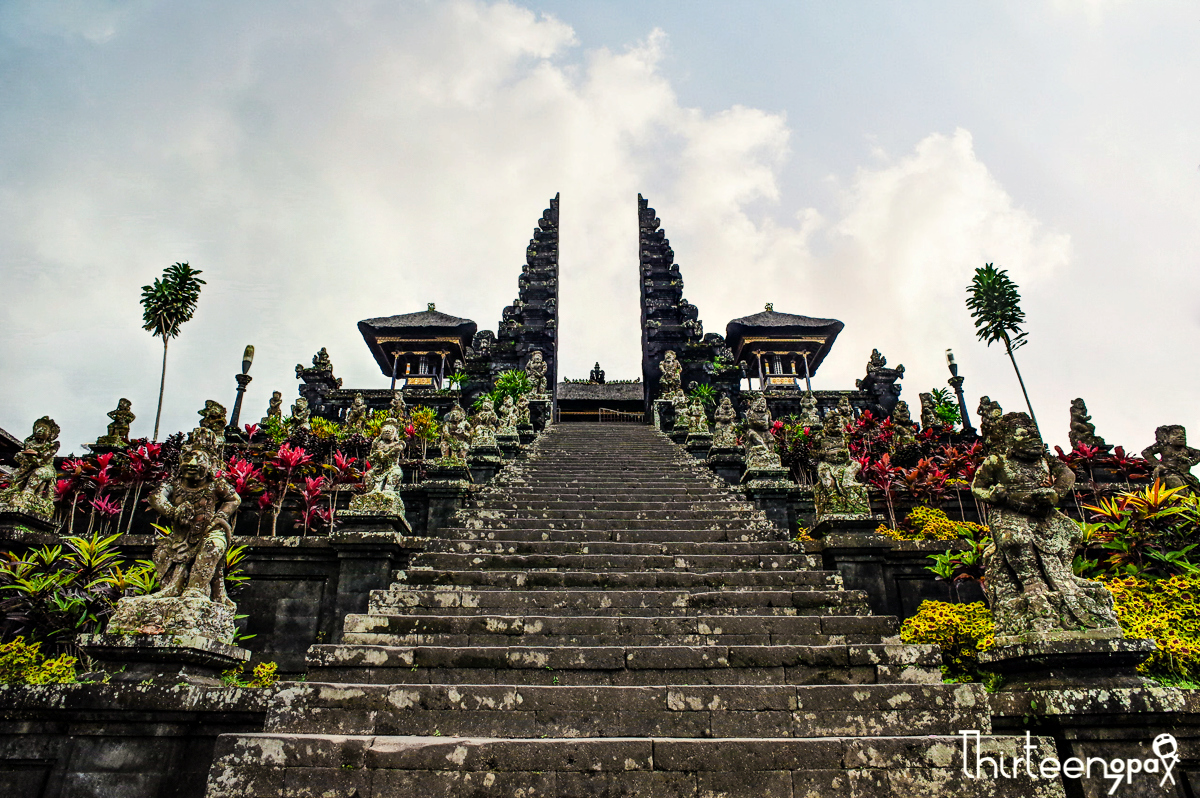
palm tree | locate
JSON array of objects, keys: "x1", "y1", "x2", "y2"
[
  {"x1": 966, "y1": 263, "x2": 1039, "y2": 432},
  {"x1": 141, "y1": 262, "x2": 205, "y2": 440}
]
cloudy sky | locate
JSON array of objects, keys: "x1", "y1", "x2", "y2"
[{"x1": 1, "y1": 1, "x2": 1197, "y2": 454}]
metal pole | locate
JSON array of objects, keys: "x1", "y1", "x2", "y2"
[
  {"x1": 946, "y1": 349, "x2": 975, "y2": 435},
  {"x1": 228, "y1": 345, "x2": 254, "y2": 431},
  {"x1": 390, "y1": 351, "x2": 400, "y2": 391},
  {"x1": 801, "y1": 352, "x2": 812, "y2": 394}
]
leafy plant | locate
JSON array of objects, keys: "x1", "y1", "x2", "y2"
[
  {"x1": 0, "y1": 637, "x2": 77, "y2": 684},
  {"x1": 688, "y1": 383, "x2": 717, "y2": 407},
  {"x1": 140, "y1": 262, "x2": 206, "y2": 440},
  {"x1": 928, "y1": 388, "x2": 960, "y2": 427},
  {"x1": 966, "y1": 263, "x2": 1039, "y2": 431},
  {"x1": 447, "y1": 371, "x2": 468, "y2": 390},
  {"x1": 1081, "y1": 480, "x2": 1200, "y2": 579},
  {"x1": 492, "y1": 369, "x2": 533, "y2": 403},
  {"x1": 263, "y1": 444, "x2": 315, "y2": 536}
]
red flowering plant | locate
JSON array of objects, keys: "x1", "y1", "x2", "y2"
[
  {"x1": 294, "y1": 476, "x2": 332, "y2": 536},
  {"x1": 775, "y1": 422, "x2": 816, "y2": 484},
  {"x1": 856, "y1": 453, "x2": 903, "y2": 529},
  {"x1": 324, "y1": 450, "x2": 365, "y2": 519},
  {"x1": 217, "y1": 456, "x2": 265, "y2": 534},
  {"x1": 262, "y1": 443, "x2": 315, "y2": 536}
]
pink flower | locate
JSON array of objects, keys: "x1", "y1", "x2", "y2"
[
  {"x1": 243, "y1": 423, "x2": 259, "y2": 440},
  {"x1": 54, "y1": 478, "x2": 76, "y2": 502},
  {"x1": 90, "y1": 495, "x2": 122, "y2": 518},
  {"x1": 272, "y1": 443, "x2": 313, "y2": 472},
  {"x1": 60, "y1": 458, "x2": 88, "y2": 478}
]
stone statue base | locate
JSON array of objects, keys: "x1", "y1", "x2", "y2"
[
  {"x1": 741, "y1": 464, "x2": 789, "y2": 487},
  {"x1": 0, "y1": 492, "x2": 55, "y2": 529},
  {"x1": 343, "y1": 490, "x2": 413, "y2": 534},
  {"x1": 469, "y1": 444, "x2": 503, "y2": 484},
  {"x1": 424, "y1": 459, "x2": 472, "y2": 487},
  {"x1": 79, "y1": 632, "x2": 249, "y2": 687},
  {"x1": 107, "y1": 593, "x2": 238, "y2": 644},
  {"x1": 684, "y1": 432, "x2": 713, "y2": 460},
  {"x1": 980, "y1": 634, "x2": 1156, "y2": 691},
  {"x1": 811, "y1": 514, "x2": 885, "y2": 539},
  {"x1": 496, "y1": 432, "x2": 521, "y2": 459},
  {"x1": 813, "y1": 483, "x2": 871, "y2": 519},
  {"x1": 517, "y1": 424, "x2": 536, "y2": 446},
  {"x1": 652, "y1": 399, "x2": 675, "y2": 432},
  {"x1": 706, "y1": 447, "x2": 745, "y2": 486},
  {"x1": 527, "y1": 398, "x2": 552, "y2": 432},
  {"x1": 93, "y1": 436, "x2": 129, "y2": 450}
]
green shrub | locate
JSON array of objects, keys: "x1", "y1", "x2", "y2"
[{"x1": 0, "y1": 637, "x2": 76, "y2": 684}]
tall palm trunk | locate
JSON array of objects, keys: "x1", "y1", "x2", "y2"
[
  {"x1": 1004, "y1": 334, "x2": 1039, "y2": 434},
  {"x1": 153, "y1": 338, "x2": 168, "y2": 441}
]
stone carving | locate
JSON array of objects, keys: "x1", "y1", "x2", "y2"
[
  {"x1": 658, "y1": 351, "x2": 683, "y2": 399},
  {"x1": 348, "y1": 421, "x2": 407, "y2": 518},
  {"x1": 497, "y1": 395, "x2": 519, "y2": 436},
  {"x1": 918, "y1": 392, "x2": 938, "y2": 430},
  {"x1": 797, "y1": 391, "x2": 821, "y2": 430},
  {"x1": 261, "y1": 391, "x2": 283, "y2": 426},
  {"x1": 516, "y1": 393, "x2": 531, "y2": 428},
  {"x1": 891, "y1": 400, "x2": 917, "y2": 448},
  {"x1": 1142, "y1": 425, "x2": 1200, "y2": 494},
  {"x1": 814, "y1": 436, "x2": 870, "y2": 519},
  {"x1": 525, "y1": 351, "x2": 548, "y2": 396},
  {"x1": 471, "y1": 403, "x2": 500, "y2": 449},
  {"x1": 108, "y1": 429, "x2": 242, "y2": 643},
  {"x1": 96, "y1": 398, "x2": 135, "y2": 447},
  {"x1": 295, "y1": 347, "x2": 343, "y2": 388},
  {"x1": 685, "y1": 397, "x2": 710, "y2": 434},
  {"x1": 387, "y1": 391, "x2": 408, "y2": 423},
  {"x1": 590, "y1": 362, "x2": 605, "y2": 384},
  {"x1": 713, "y1": 396, "x2": 737, "y2": 448},
  {"x1": 291, "y1": 397, "x2": 311, "y2": 430},
  {"x1": 743, "y1": 396, "x2": 781, "y2": 470},
  {"x1": 978, "y1": 396, "x2": 1004, "y2": 453},
  {"x1": 1068, "y1": 398, "x2": 1108, "y2": 451},
  {"x1": 441, "y1": 403, "x2": 471, "y2": 459},
  {"x1": 345, "y1": 393, "x2": 368, "y2": 431},
  {"x1": 972, "y1": 412, "x2": 1122, "y2": 645},
  {"x1": 198, "y1": 400, "x2": 227, "y2": 435},
  {"x1": 855, "y1": 349, "x2": 905, "y2": 419},
  {"x1": 0, "y1": 416, "x2": 60, "y2": 521}
]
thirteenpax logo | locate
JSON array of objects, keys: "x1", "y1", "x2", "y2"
[{"x1": 958, "y1": 730, "x2": 1178, "y2": 795}]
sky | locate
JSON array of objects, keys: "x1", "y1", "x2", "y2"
[{"x1": 1, "y1": 0, "x2": 1197, "y2": 455}]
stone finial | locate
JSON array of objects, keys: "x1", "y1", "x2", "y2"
[
  {"x1": 1068, "y1": 398, "x2": 1108, "y2": 451},
  {"x1": 764, "y1": 303, "x2": 774, "y2": 312},
  {"x1": 428, "y1": 302, "x2": 436, "y2": 311}
]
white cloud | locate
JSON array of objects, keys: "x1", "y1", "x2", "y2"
[{"x1": 0, "y1": 0, "x2": 1149, "y2": 454}]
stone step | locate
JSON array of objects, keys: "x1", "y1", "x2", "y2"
[
  {"x1": 340, "y1": 613, "x2": 898, "y2": 648},
  {"x1": 368, "y1": 588, "x2": 868, "y2": 616},
  {"x1": 463, "y1": 509, "x2": 758, "y2": 523},
  {"x1": 471, "y1": 500, "x2": 756, "y2": 512},
  {"x1": 207, "y1": 733, "x2": 1057, "y2": 797},
  {"x1": 264, "y1": 683, "x2": 990, "y2": 738},
  {"x1": 411, "y1": 552, "x2": 819, "y2": 572},
  {"x1": 305, "y1": 643, "x2": 941, "y2": 685},
  {"x1": 451, "y1": 518, "x2": 771, "y2": 532},
  {"x1": 394, "y1": 570, "x2": 840, "y2": 591},
  {"x1": 423, "y1": 539, "x2": 810, "y2": 557},
  {"x1": 439, "y1": 527, "x2": 779, "y2": 543}
]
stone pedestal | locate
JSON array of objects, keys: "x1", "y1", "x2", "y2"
[
  {"x1": 740, "y1": 466, "x2": 794, "y2": 532},
  {"x1": 0, "y1": 493, "x2": 55, "y2": 533},
  {"x1": 669, "y1": 423, "x2": 689, "y2": 445},
  {"x1": 421, "y1": 461, "x2": 473, "y2": 535},
  {"x1": 517, "y1": 424, "x2": 536, "y2": 446},
  {"x1": 980, "y1": 634, "x2": 1157, "y2": 691},
  {"x1": 468, "y1": 444, "x2": 503, "y2": 484},
  {"x1": 811, "y1": 514, "x2": 883, "y2": 539},
  {"x1": 684, "y1": 432, "x2": 713, "y2": 460},
  {"x1": 706, "y1": 447, "x2": 745, "y2": 485},
  {"x1": 328, "y1": 528, "x2": 418, "y2": 643},
  {"x1": 79, "y1": 633, "x2": 249, "y2": 687},
  {"x1": 342, "y1": 490, "x2": 414, "y2": 535},
  {"x1": 652, "y1": 399, "x2": 675, "y2": 432},
  {"x1": 496, "y1": 432, "x2": 521, "y2": 459},
  {"x1": 108, "y1": 593, "x2": 238, "y2": 643},
  {"x1": 528, "y1": 398, "x2": 552, "y2": 432}
]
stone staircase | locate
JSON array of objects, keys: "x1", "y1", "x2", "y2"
[{"x1": 206, "y1": 424, "x2": 1060, "y2": 797}]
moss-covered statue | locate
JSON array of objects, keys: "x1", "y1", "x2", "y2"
[
  {"x1": 797, "y1": 391, "x2": 821, "y2": 430},
  {"x1": 291, "y1": 397, "x2": 311, "y2": 430},
  {"x1": 516, "y1": 393, "x2": 531, "y2": 428},
  {"x1": 0, "y1": 416, "x2": 60, "y2": 520},
  {"x1": 972, "y1": 412, "x2": 1122, "y2": 645},
  {"x1": 978, "y1": 396, "x2": 1004, "y2": 454},
  {"x1": 1068, "y1": 397, "x2": 1107, "y2": 451},
  {"x1": 685, "y1": 396, "x2": 710, "y2": 434},
  {"x1": 345, "y1": 392, "x2": 369, "y2": 431},
  {"x1": 441, "y1": 402, "x2": 471, "y2": 459},
  {"x1": 890, "y1": 400, "x2": 916, "y2": 448},
  {"x1": 525, "y1": 351, "x2": 548, "y2": 396},
  {"x1": 348, "y1": 421, "x2": 408, "y2": 523},
  {"x1": 658, "y1": 350, "x2": 683, "y2": 399},
  {"x1": 95, "y1": 398, "x2": 135, "y2": 448},
  {"x1": 108, "y1": 427, "x2": 241, "y2": 642},
  {"x1": 497, "y1": 394, "x2": 519, "y2": 436},
  {"x1": 743, "y1": 396, "x2": 781, "y2": 470},
  {"x1": 813, "y1": 424, "x2": 870, "y2": 519},
  {"x1": 471, "y1": 402, "x2": 500, "y2": 449},
  {"x1": 713, "y1": 396, "x2": 737, "y2": 448},
  {"x1": 1141, "y1": 424, "x2": 1200, "y2": 495},
  {"x1": 198, "y1": 400, "x2": 227, "y2": 434},
  {"x1": 261, "y1": 391, "x2": 283, "y2": 426},
  {"x1": 388, "y1": 390, "x2": 408, "y2": 424}
]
